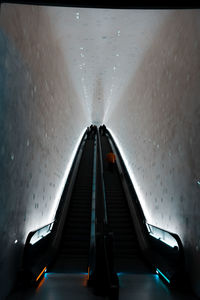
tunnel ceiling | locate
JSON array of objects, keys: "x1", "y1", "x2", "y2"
[
  {"x1": 2, "y1": 1, "x2": 196, "y2": 8},
  {"x1": 44, "y1": 7, "x2": 170, "y2": 124},
  {"x1": 1, "y1": 5, "x2": 200, "y2": 299}
]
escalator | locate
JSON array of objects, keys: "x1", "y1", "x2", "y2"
[
  {"x1": 49, "y1": 137, "x2": 95, "y2": 273},
  {"x1": 97, "y1": 129, "x2": 196, "y2": 300},
  {"x1": 8, "y1": 126, "x2": 197, "y2": 300},
  {"x1": 100, "y1": 133, "x2": 151, "y2": 273}
]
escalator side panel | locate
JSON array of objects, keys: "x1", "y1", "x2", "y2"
[
  {"x1": 50, "y1": 139, "x2": 94, "y2": 273},
  {"x1": 100, "y1": 135, "x2": 150, "y2": 273}
]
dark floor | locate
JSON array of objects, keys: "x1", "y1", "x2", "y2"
[{"x1": 8, "y1": 273, "x2": 197, "y2": 300}]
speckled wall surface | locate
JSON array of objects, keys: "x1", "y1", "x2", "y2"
[
  {"x1": 106, "y1": 11, "x2": 200, "y2": 297},
  {"x1": 1, "y1": 5, "x2": 200, "y2": 299},
  {"x1": 0, "y1": 5, "x2": 87, "y2": 299}
]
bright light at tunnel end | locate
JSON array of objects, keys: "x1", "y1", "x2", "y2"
[{"x1": 107, "y1": 128, "x2": 151, "y2": 223}]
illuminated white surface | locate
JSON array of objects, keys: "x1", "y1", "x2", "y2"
[
  {"x1": 147, "y1": 224, "x2": 179, "y2": 248},
  {"x1": 0, "y1": 5, "x2": 200, "y2": 299},
  {"x1": 30, "y1": 222, "x2": 54, "y2": 245},
  {"x1": 49, "y1": 128, "x2": 86, "y2": 221},
  {"x1": 46, "y1": 7, "x2": 170, "y2": 124},
  {"x1": 105, "y1": 10, "x2": 200, "y2": 297}
]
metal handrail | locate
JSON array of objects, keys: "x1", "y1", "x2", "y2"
[
  {"x1": 106, "y1": 129, "x2": 147, "y2": 229},
  {"x1": 105, "y1": 128, "x2": 185, "y2": 287},
  {"x1": 147, "y1": 223, "x2": 183, "y2": 251},
  {"x1": 97, "y1": 129, "x2": 108, "y2": 225},
  {"x1": 26, "y1": 221, "x2": 55, "y2": 246},
  {"x1": 94, "y1": 128, "x2": 119, "y2": 297},
  {"x1": 88, "y1": 134, "x2": 98, "y2": 278},
  {"x1": 25, "y1": 131, "x2": 88, "y2": 247},
  {"x1": 22, "y1": 129, "x2": 89, "y2": 282}
]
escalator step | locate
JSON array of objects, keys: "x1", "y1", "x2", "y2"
[
  {"x1": 100, "y1": 134, "x2": 149, "y2": 274},
  {"x1": 60, "y1": 249, "x2": 89, "y2": 255}
]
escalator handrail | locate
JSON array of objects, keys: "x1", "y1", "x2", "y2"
[
  {"x1": 100, "y1": 127, "x2": 185, "y2": 287},
  {"x1": 106, "y1": 128, "x2": 185, "y2": 252},
  {"x1": 106, "y1": 128, "x2": 146, "y2": 223},
  {"x1": 22, "y1": 129, "x2": 89, "y2": 279},
  {"x1": 147, "y1": 222, "x2": 185, "y2": 284},
  {"x1": 147, "y1": 223, "x2": 183, "y2": 252},
  {"x1": 104, "y1": 129, "x2": 183, "y2": 252},
  {"x1": 88, "y1": 133, "x2": 98, "y2": 278},
  {"x1": 25, "y1": 221, "x2": 55, "y2": 246},
  {"x1": 90, "y1": 134, "x2": 97, "y2": 249},
  {"x1": 53, "y1": 133, "x2": 88, "y2": 222},
  {"x1": 95, "y1": 128, "x2": 118, "y2": 294},
  {"x1": 97, "y1": 129, "x2": 108, "y2": 225},
  {"x1": 24, "y1": 130, "x2": 88, "y2": 247}
]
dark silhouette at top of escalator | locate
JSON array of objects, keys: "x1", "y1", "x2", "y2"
[{"x1": 99, "y1": 124, "x2": 106, "y2": 136}]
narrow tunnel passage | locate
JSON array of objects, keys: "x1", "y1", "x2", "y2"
[
  {"x1": 0, "y1": 3, "x2": 200, "y2": 300},
  {"x1": 7, "y1": 127, "x2": 197, "y2": 300}
]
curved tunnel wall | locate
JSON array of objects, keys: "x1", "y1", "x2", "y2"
[
  {"x1": 106, "y1": 11, "x2": 200, "y2": 297},
  {"x1": 0, "y1": 4, "x2": 88, "y2": 299},
  {"x1": 0, "y1": 5, "x2": 200, "y2": 299}
]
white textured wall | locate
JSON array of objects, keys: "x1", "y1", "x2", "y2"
[
  {"x1": 0, "y1": 4, "x2": 87, "y2": 299},
  {"x1": 1, "y1": 5, "x2": 200, "y2": 299},
  {"x1": 106, "y1": 10, "x2": 200, "y2": 297}
]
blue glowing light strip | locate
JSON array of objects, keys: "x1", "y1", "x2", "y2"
[{"x1": 156, "y1": 268, "x2": 170, "y2": 284}]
